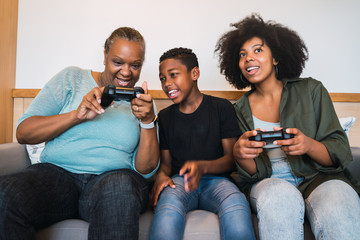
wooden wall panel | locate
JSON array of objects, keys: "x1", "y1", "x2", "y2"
[
  {"x1": 12, "y1": 98, "x2": 24, "y2": 142},
  {"x1": 333, "y1": 102, "x2": 360, "y2": 148},
  {"x1": 0, "y1": 0, "x2": 18, "y2": 143},
  {"x1": 12, "y1": 97, "x2": 360, "y2": 147}
]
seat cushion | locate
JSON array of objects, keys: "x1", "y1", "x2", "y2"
[
  {"x1": 139, "y1": 209, "x2": 221, "y2": 240},
  {"x1": 36, "y1": 210, "x2": 221, "y2": 240},
  {"x1": 35, "y1": 209, "x2": 316, "y2": 240},
  {"x1": 36, "y1": 219, "x2": 88, "y2": 240}
]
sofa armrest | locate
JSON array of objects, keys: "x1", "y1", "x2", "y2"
[
  {"x1": 347, "y1": 147, "x2": 360, "y2": 180},
  {"x1": 0, "y1": 142, "x2": 30, "y2": 176}
]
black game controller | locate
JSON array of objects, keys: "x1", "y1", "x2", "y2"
[
  {"x1": 100, "y1": 85, "x2": 144, "y2": 108},
  {"x1": 249, "y1": 129, "x2": 294, "y2": 143}
]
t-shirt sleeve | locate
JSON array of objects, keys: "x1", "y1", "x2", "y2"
[{"x1": 219, "y1": 99, "x2": 241, "y2": 139}]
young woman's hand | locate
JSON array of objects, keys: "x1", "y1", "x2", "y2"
[
  {"x1": 273, "y1": 127, "x2": 312, "y2": 156},
  {"x1": 179, "y1": 161, "x2": 203, "y2": 192},
  {"x1": 150, "y1": 173, "x2": 176, "y2": 209},
  {"x1": 233, "y1": 130, "x2": 266, "y2": 160},
  {"x1": 131, "y1": 81, "x2": 156, "y2": 123},
  {"x1": 75, "y1": 87, "x2": 105, "y2": 121}
]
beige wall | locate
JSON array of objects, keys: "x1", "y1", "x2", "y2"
[{"x1": 0, "y1": 0, "x2": 18, "y2": 143}]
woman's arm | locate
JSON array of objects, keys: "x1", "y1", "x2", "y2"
[
  {"x1": 133, "y1": 82, "x2": 160, "y2": 174},
  {"x1": 134, "y1": 125, "x2": 160, "y2": 174},
  {"x1": 17, "y1": 87, "x2": 104, "y2": 144}
]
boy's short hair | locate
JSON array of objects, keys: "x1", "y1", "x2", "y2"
[{"x1": 159, "y1": 47, "x2": 199, "y2": 71}]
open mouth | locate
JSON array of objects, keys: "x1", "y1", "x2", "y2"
[
  {"x1": 246, "y1": 66, "x2": 259, "y2": 72},
  {"x1": 116, "y1": 78, "x2": 131, "y2": 87},
  {"x1": 168, "y1": 89, "x2": 179, "y2": 99},
  {"x1": 245, "y1": 66, "x2": 259, "y2": 76}
]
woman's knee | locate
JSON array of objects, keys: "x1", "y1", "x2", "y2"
[
  {"x1": 80, "y1": 170, "x2": 149, "y2": 222},
  {"x1": 99, "y1": 169, "x2": 147, "y2": 193},
  {"x1": 92, "y1": 170, "x2": 148, "y2": 203},
  {"x1": 250, "y1": 178, "x2": 304, "y2": 216},
  {"x1": 306, "y1": 180, "x2": 360, "y2": 239},
  {"x1": 306, "y1": 180, "x2": 360, "y2": 223}
]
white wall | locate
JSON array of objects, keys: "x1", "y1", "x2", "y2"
[{"x1": 16, "y1": 0, "x2": 360, "y2": 92}]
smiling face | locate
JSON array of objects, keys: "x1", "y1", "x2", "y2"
[
  {"x1": 159, "y1": 58, "x2": 199, "y2": 104},
  {"x1": 103, "y1": 39, "x2": 144, "y2": 88},
  {"x1": 239, "y1": 37, "x2": 278, "y2": 85}
]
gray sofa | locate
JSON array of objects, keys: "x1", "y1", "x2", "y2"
[{"x1": 0, "y1": 142, "x2": 359, "y2": 240}]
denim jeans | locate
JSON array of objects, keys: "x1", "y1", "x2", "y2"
[
  {"x1": 250, "y1": 178, "x2": 305, "y2": 240},
  {"x1": 0, "y1": 163, "x2": 149, "y2": 240},
  {"x1": 250, "y1": 178, "x2": 360, "y2": 240},
  {"x1": 305, "y1": 180, "x2": 360, "y2": 240},
  {"x1": 150, "y1": 175, "x2": 255, "y2": 240}
]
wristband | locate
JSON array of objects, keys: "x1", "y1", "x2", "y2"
[{"x1": 139, "y1": 115, "x2": 158, "y2": 129}]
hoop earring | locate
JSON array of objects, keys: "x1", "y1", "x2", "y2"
[
  {"x1": 274, "y1": 65, "x2": 279, "y2": 78},
  {"x1": 240, "y1": 73, "x2": 247, "y2": 83}
]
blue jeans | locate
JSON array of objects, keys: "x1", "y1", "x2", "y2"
[
  {"x1": 0, "y1": 163, "x2": 149, "y2": 240},
  {"x1": 250, "y1": 178, "x2": 360, "y2": 240},
  {"x1": 306, "y1": 180, "x2": 360, "y2": 240},
  {"x1": 150, "y1": 175, "x2": 255, "y2": 240}
]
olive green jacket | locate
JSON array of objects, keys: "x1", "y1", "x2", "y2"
[{"x1": 233, "y1": 77, "x2": 360, "y2": 198}]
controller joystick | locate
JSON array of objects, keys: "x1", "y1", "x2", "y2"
[
  {"x1": 249, "y1": 128, "x2": 294, "y2": 143},
  {"x1": 100, "y1": 85, "x2": 144, "y2": 108}
]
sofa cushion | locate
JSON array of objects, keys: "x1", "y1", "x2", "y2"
[
  {"x1": 349, "y1": 147, "x2": 360, "y2": 181},
  {"x1": 35, "y1": 210, "x2": 222, "y2": 240},
  {"x1": 183, "y1": 210, "x2": 220, "y2": 240},
  {"x1": 36, "y1": 219, "x2": 88, "y2": 240},
  {"x1": 0, "y1": 143, "x2": 30, "y2": 175}
]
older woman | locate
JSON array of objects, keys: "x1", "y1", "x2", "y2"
[{"x1": 0, "y1": 27, "x2": 159, "y2": 240}]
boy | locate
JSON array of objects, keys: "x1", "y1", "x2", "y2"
[{"x1": 149, "y1": 48, "x2": 255, "y2": 240}]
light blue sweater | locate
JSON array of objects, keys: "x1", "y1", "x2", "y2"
[{"x1": 18, "y1": 66, "x2": 156, "y2": 178}]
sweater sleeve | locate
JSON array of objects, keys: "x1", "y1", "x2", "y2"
[{"x1": 17, "y1": 68, "x2": 70, "y2": 126}]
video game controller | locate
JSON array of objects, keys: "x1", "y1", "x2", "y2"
[
  {"x1": 249, "y1": 129, "x2": 294, "y2": 143},
  {"x1": 100, "y1": 85, "x2": 144, "y2": 108}
]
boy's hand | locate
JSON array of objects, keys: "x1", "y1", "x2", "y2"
[
  {"x1": 179, "y1": 161, "x2": 203, "y2": 192},
  {"x1": 131, "y1": 81, "x2": 156, "y2": 123},
  {"x1": 150, "y1": 174, "x2": 176, "y2": 209}
]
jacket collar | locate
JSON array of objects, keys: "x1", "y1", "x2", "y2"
[{"x1": 235, "y1": 78, "x2": 303, "y2": 130}]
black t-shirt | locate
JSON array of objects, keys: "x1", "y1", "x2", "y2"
[{"x1": 158, "y1": 94, "x2": 241, "y2": 175}]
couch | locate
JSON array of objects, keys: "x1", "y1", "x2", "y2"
[{"x1": 0, "y1": 142, "x2": 359, "y2": 240}]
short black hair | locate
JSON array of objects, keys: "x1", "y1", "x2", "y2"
[
  {"x1": 215, "y1": 13, "x2": 308, "y2": 89},
  {"x1": 159, "y1": 47, "x2": 199, "y2": 71}
]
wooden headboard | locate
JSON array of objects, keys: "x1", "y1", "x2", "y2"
[{"x1": 12, "y1": 89, "x2": 360, "y2": 147}]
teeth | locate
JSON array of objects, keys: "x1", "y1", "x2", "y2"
[
  {"x1": 168, "y1": 90, "x2": 178, "y2": 98},
  {"x1": 118, "y1": 78, "x2": 130, "y2": 86},
  {"x1": 247, "y1": 66, "x2": 259, "y2": 71}
]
